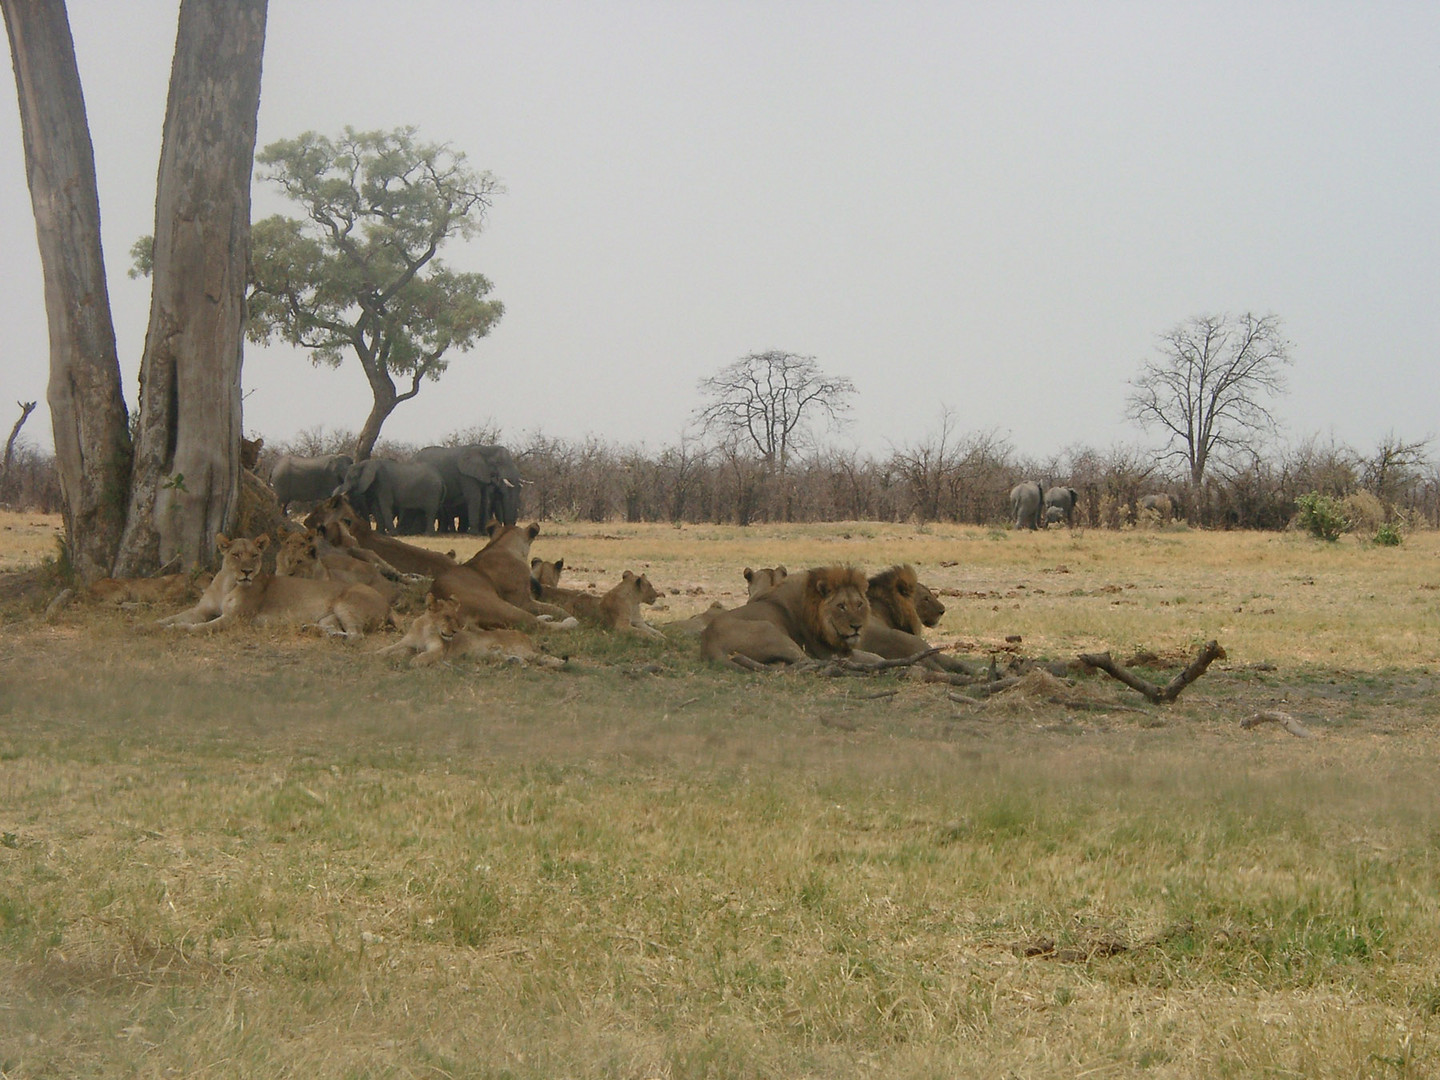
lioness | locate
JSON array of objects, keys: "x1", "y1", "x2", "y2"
[
  {"x1": 376, "y1": 596, "x2": 562, "y2": 668},
  {"x1": 565, "y1": 570, "x2": 664, "y2": 638},
  {"x1": 431, "y1": 523, "x2": 577, "y2": 630},
  {"x1": 700, "y1": 565, "x2": 870, "y2": 669},
  {"x1": 157, "y1": 534, "x2": 392, "y2": 639}
]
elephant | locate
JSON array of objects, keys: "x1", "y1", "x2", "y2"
[
  {"x1": 270, "y1": 453, "x2": 354, "y2": 514},
  {"x1": 477, "y1": 444, "x2": 523, "y2": 527},
  {"x1": 337, "y1": 458, "x2": 444, "y2": 535},
  {"x1": 1140, "y1": 493, "x2": 1175, "y2": 523},
  {"x1": 1009, "y1": 481, "x2": 1044, "y2": 530},
  {"x1": 414, "y1": 444, "x2": 521, "y2": 533},
  {"x1": 1045, "y1": 505, "x2": 1067, "y2": 526},
  {"x1": 1043, "y1": 486, "x2": 1079, "y2": 527}
]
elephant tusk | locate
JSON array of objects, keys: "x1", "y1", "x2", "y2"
[{"x1": 502, "y1": 479, "x2": 516, "y2": 488}]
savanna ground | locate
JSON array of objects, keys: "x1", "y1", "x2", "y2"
[{"x1": 2, "y1": 509, "x2": 1440, "y2": 1078}]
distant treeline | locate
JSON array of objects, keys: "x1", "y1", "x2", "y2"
[{"x1": 4, "y1": 426, "x2": 1436, "y2": 533}]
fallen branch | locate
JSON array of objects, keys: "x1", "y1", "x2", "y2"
[
  {"x1": 1079, "y1": 640, "x2": 1226, "y2": 704},
  {"x1": 1241, "y1": 710, "x2": 1315, "y2": 739}
]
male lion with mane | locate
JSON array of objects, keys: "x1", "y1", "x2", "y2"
[{"x1": 700, "y1": 565, "x2": 870, "y2": 670}]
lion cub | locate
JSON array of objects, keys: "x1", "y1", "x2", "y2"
[
  {"x1": 537, "y1": 565, "x2": 664, "y2": 639},
  {"x1": 157, "y1": 533, "x2": 392, "y2": 639},
  {"x1": 377, "y1": 596, "x2": 563, "y2": 668}
]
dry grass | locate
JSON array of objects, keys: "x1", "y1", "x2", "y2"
[{"x1": 3, "y1": 511, "x2": 1440, "y2": 1076}]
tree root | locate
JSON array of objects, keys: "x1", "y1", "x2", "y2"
[{"x1": 1079, "y1": 640, "x2": 1226, "y2": 703}]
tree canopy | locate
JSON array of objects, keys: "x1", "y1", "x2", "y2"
[{"x1": 246, "y1": 127, "x2": 504, "y2": 460}]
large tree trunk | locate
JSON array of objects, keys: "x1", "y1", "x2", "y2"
[
  {"x1": 2, "y1": 0, "x2": 131, "y2": 581},
  {"x1": 115, "y1": 0, "x2": 267, "y2": 574}
]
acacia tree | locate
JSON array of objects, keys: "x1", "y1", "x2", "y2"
[
  {"x1": 1126, "y1": 312, "x2": 1292, "y2": 488},
  {"x1": 246, "y1": 128, "x2": 505, "y2": 461},
  {"x1": 695, "y1": 350, "x2": 855, "y2": 478},
  {"x1": 4, "y1": 0, "x2": 266, "y2": 579}
]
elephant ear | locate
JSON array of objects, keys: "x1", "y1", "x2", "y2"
[
  {"x1": 457, "y1": 448, "x2": 494, "y2": 482},
  {"x1": 353, "y1": 462, "x2": 379, "y2": 496}
]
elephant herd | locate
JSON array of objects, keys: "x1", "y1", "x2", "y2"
[
  {"x1": 268, "y1": 444, "x2": 523, "y2": 535},
  {"x1": 1009, "y1": 481, "x2": 1078, "y2": 530},
  {"x1": 1009, "y1": 482, "x2": 1178, "y2": 529}
]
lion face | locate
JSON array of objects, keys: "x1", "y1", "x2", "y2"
[
  {"x1": 425, "y1": 596, "x2": 466, "y2": 642},
  {"x1": 275, "y1": 528, "x2": 322, "y2": 577},
  {"x1": 805, "y1": 567, "x2": 870, "y2": 652},
  {"x1": 216, "y1": 533, "x2": 268, "y2": 586},
  {"x1": 914, "y1": 582, "x2": 945, "y2": 628},
  {"x1": 622, "y1": 570, "x2": 660, "y2": 606},
  {"x1": 305, "y1": 496, "x2": 366, "y2": 545}
]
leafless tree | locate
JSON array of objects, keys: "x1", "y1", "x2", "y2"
[
  {"x1": 1127, "y1": 313, "x2": 1292, "y2": 489},
  {"x1": 1361, "y1": 432, "x2": 1432, "y2": 508},
  {"x1": 695, "y1": 351, "x2": 855, "y2": 478}
]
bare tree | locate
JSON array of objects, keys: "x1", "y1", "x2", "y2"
[
  {"x1": 1127, "y1": 313, "x2": 1292, "y2": 488},
  {"x1": 696, "y1": 351, "x2": 855, "y2": 478},
  {"x1": 1361, "y1": 432, "x2": 1432, "y2": 509}
]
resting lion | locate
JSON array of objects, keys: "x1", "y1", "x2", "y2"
[
  {"x1": 566, "y1": 570, "x2": 665, "y2": 638},
  {"x1": 858, "y1": 564, "x2": 969, "y2": 673},
  {"x1": 275, "y1": 524, "x2": 403, "y2": 602},
  {"x1": 431, "y1": 522, "x2": 578, "y2": 631},
  {"x1": 700, "y1": 565, "x2": 870, "y2": 670},
  {"x1": 376, "y1": 596, "x2": 563, "y2": 668},
  {"x1": 305, "y1": 496, "x2": 457, "y2": 578},
  {"x1": 156, "y1": 533, "x2": 392, "y2": 639}
]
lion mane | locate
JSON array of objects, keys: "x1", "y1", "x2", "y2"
[{"x1": 865, "y1": 565, "x2": 924, "y2": 635}]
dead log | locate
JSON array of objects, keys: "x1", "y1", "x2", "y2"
[
  {"x1": 1079, "y1": 640, "x2": 1226, "y2": 704},
  {"x1": 1241, "y1": 710, "x2": 1315, "y2": 739}
]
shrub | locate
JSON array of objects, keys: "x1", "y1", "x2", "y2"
[
  {"x1": 1373, "y1": 523, "x2": 1403, "y2": 546},
  {"x1": 1294, "y1": 492, "x2": 1348, "y2": 542},
  {"x1": 1340, "y1": 491, "x2": 1386, "y2": 534}
]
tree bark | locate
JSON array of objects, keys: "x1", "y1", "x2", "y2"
[
  {"x1": 2, "y1": 0, "x2": 131, "y2": 581},
  {"x1": 114, "y1": 0, "x2": 268, "y2": 574}
]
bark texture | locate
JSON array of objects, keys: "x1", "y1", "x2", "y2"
[
  {"x1": 115, "y1": 0, "x2": 267, "y2": 574},
  {"x1": 3, "y1": 0, "x2": 131, "y2": 580}
]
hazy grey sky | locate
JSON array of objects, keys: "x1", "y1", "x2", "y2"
[{"x1": 3, "y1": 1, "x2": 1437, "y2": 462}]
